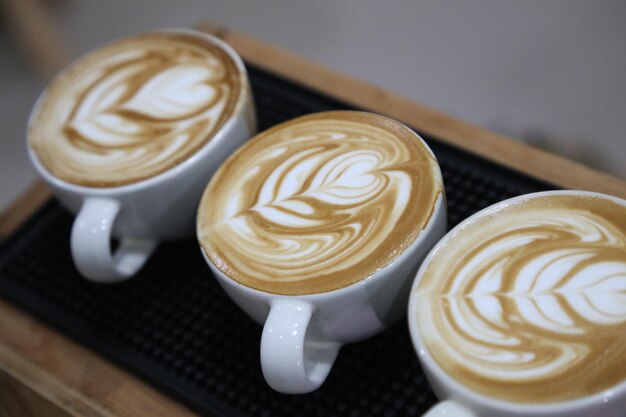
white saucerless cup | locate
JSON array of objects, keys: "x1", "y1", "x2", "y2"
[
  {"x1": 27, "y1": 29, "x2": 255, "y2": 282},
  {"x1": 408, "y1": 190, "x2": 626, "y2": 417},
  {"x1": 197, "y1": 111, "x2": 447, "y2": 393}
]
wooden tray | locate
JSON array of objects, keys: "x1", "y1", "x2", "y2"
[{"x1": 0, "y1": 23, "x2": 624, "y2": 417}]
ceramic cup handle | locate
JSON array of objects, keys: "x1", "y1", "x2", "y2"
[
  {"x1": 424, "y1": 400, "x2": 476, "y2": 417},
  {"x1": 70, "y1": 198, "x2": 156, "y2": 283},
  {"x1": 260, "y1": 298, "x2": 341, "y2": 394}
]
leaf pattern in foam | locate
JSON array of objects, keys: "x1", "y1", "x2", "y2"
[
  {"x1": 200, "y1": 115, "x2": 439, "y2": 292},
  {"x1": 421, "y1": 202, "x2": 626, "y2": 387},
  {"x1": 31, "y1": 33, "x2": 242, "y2": 186},
  {"x1": 250, "y1": 143, "x2": 398, "y2": 228}
]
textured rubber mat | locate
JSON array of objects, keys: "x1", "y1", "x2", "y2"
[{"x1": 0, "y1": 64, "x2": 554, "y2": 416}]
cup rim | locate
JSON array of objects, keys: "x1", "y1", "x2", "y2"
[
  {"x1": 26, "y1": 28, "x2": 250, "y2": 195},
  {"x1": 407, "y1": 189, "x2": 626, "y2": 413},
  {"x1": 198, "y1": 116, "x2": 446, "y2": 299}
]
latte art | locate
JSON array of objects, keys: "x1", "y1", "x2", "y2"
[
  {"x1": 29, "y1": 32, "x2": 242, "y2": 186},
  {"x1": 417, "y1": 195, "x2": 626, "y2": 403},
  {"x1": 198, "y1": 112, "x2": 442, "y2": 295}
]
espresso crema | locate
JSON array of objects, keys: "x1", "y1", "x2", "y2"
[
  {"x1": 198, "y1": 111, "x2": 442, "y2": 295},
  {"x1": 416, "y1": 194, "x2": 626, "y2": 403},
  {"x1": 29, "y1": 32, "x2": 242, "y2": 187}
]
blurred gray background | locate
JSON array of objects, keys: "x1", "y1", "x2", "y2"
[{"x1": 1, "y1": 0, "x2": 625, "y2": 212}]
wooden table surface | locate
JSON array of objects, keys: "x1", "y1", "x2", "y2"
[{"x1": 0, "y1": 23, "x2": 625, "y2": 417}]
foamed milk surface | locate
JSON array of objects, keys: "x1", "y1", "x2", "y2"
[
  {"x1": 198, "y1": 111, "x2": 442, "y2": 295},
  {"x1": 416, "y1": 195, "x2": 626, "y2": 403},
  {"x1": 29, "y1": 32, "x2": 241, "y2": 187}
]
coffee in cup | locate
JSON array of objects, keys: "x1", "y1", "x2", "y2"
[
  {"x1": 28, "y1": 29, "x2": 255, "y2": 282},
  {"x1": 198, "y1": 111, "x2": 446, "y2": 393},
  {"x1": 409, "y1": 191, "x2": 626, "y2": 416},
  {"x1": 29, "y1": 31, "x2": 244, "y2": 187},
  {"x1": 198, "y1": 110, "x2": 442, "y2": 295}
]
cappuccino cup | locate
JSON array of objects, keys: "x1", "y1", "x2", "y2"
[
  {"x1": 197, "y1": 111, "x2": 447, "y2": 393},
  {"x1": 27, "y1": 29, "x2": 255, "y2": 282},
  {"x1": 408, "y1": 190, "x2": 626, "y2": 416}
]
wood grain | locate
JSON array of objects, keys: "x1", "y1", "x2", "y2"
[
  {"x1": 0, "y1": 300, "x2": 199, "y2": 417},
  {"x1": 3, "y1": 0, "x2": 70, "y2": 78},
  {"x1": 0, "y1": 181, "x2": 51, "y2": 240},
  {"x1": 0, "y1": 22, "x2": 625, "y2": 417}
]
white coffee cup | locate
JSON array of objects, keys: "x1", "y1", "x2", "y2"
[
  {"x1": 27, "y1": 29, "x2": 255, "y2": 283},
  {"x1": 408, "y1": 190, "x2": 626, "y2": 417},
  {"x1": 197, "y1": 110, "x2": 447, "y2": 394},
  {"x1": 203, "y1": 193, "x2": 446, "y2": 394}
]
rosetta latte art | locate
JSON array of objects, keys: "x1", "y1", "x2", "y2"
[
  {"x1": 29, "y1": 32, "x2": 241, "y2": 187},
  {"x1": 198, "y1": 112, "x2": 442, "y2": 295},
  {"x1": 417, "y1": 195, "x2": 626, "y2": 403}
]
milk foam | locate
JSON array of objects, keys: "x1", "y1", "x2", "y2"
[
  {"x1": 198, "y1": 111, "x2": 442, "y2": 295},
  {"x1": 417, "y1": 195, "x2": 626, "y2": 403},
  {"x1": 29, "y1": 32, "x2": 241, "y2": 187}
]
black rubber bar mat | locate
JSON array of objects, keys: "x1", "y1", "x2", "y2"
[{"x1": 0, "y1": 64, "x2": 555, "y2": 417}]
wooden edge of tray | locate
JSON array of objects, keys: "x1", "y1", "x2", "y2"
[
  {"x1": 0, "y1": 300, "x2": 199, "y2": 417},
  {"x1": 198, "y1": 22, "x2": 626, "y2": 200},
  {"x1": 0, "y1": 181, "x2": 51, "y2": 240},
  {"x1": 0, "y1": 21, "x2": 625, "y2": 417}
]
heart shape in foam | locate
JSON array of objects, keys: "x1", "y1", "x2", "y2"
[
  {"x1": 121, "y1": 63, "x2": 221, "y2": 121},
  {"x1": 69, "y1": 62, "x2": 223, "y2": 149},
  {"x1": 250, "y1": 146, "x2": 395, "y2": 228}
]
